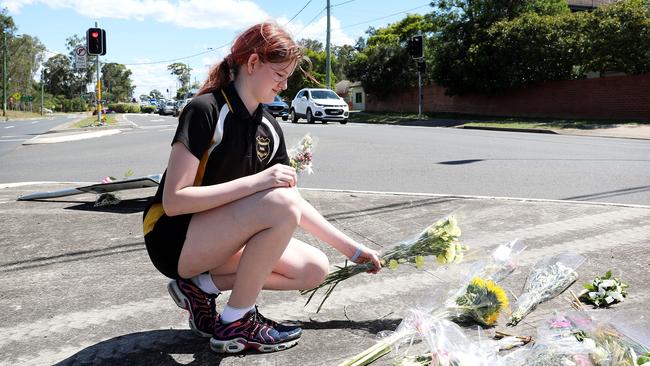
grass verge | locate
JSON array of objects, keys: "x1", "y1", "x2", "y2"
[{"x1": 72, "y1": 114, "x2": 118, "y2": 128}]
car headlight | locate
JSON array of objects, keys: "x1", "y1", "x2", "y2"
[{"x1": 314, "y1": 103, "x2": 323, "y2": 107}]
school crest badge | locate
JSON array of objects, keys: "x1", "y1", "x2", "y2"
[{"x1": 256, "y1": 135, "x2": 270, "y2": 161}]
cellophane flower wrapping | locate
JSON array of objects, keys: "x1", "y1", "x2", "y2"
[
  {"x1": 508, "y1": 252, "x2": 585, "y2": 326},
  {"x1": 288, "y1": 133, "x2": 316, "y2": 175},
  {"x1": 337, "y1": 241, "x2": 524, "y2": 366},
  {"x1": 302, "y1": 215, "x2": 465, "y2": 313},
  {"x1": 565, "y1": 312, "x2": 650, "y2": 366}
]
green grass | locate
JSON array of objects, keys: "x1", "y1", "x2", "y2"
[
  {"x1": 3, "y1": 110, "x2": 43, "y2": 119},
  {"x1": 348, "y1": 111, "x2": 649, "y2": 129},
  {"x1": 72, "y1": 114, "x2": 118, "y2": 128}
]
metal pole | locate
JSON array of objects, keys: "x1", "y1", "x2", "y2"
[
  {"x1": 96, "y1": 22, "x2": 101, "y2": 125},
  {"x1": 418, "y1": 71, "x2": 422, "y2": 120},
  {"x1": 3, "y1": 31, "x2": 6, "y2": 117},
  {"x1": 325, "y1": 0, "x2": 331, "y2": 89},
  {"x1": 41, "y1": 71, "x2": 44, "y2": 116}
]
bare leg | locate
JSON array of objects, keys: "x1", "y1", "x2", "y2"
[
  {"x1": 209, "y1": 238, "x2": 329, "y2": 291},
  {"x1": 177, "y1": 187, "x2": 302, "y2": 308}
]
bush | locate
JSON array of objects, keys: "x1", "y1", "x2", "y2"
[
  {"x1": 60, "y1": 98, "x2": 88, "y2": 112},
  {"x1": 108, "y1": 103, "x2": 140, "y2": 113},
  {"x1": 141, "y1": 105, "x2": 156, "y2": 113}
]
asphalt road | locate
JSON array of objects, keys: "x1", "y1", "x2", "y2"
[
  {"x1": 0, "y1": 114, "x2": 76, "y2": 156},
  {"x1": 1, "y1": 113, "x2": 649, "y2": 205}
]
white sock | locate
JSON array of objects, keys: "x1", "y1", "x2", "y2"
[
  {"x1": 191, "y1": 273, "x2": 220, "y2": 295},
  {"x1": 221, "y1": 304, "x2": 255, "y2": 324}
]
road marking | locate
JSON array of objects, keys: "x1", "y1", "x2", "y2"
[
  {"x1": 31, "y1": 121, "x2": 38, "y2": 124},
  {"x1": 4, "y1": 125, "x2": 14, "y2": 129},
  {"x1": 0, "y1": 139, "x2": 25, "y2": 142},
  {"x1": 150, "y1": 119, "x2": 164, "y2": 122},
  {"x1": 22, "y1": 130, "x2": 121, "y2": 144}
]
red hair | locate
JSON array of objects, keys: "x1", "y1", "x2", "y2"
[{"x1": 198, "y1": 22, "x2": 303, "y2": 96}]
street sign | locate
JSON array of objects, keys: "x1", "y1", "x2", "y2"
[{"x1": 75, "y1": 45, "x2": 87, "y2": 70}]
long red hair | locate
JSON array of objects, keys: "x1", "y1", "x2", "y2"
[{"x1": 198, "y1": 22, "x2": 303, "y2": 96}]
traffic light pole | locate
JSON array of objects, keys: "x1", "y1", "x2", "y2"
[
  {"x1": 418, "y1": 70, "x2": 422, "y2": 120},
  {"x1": 95, "y1": 22, "x2": 101, "y2": 125}
]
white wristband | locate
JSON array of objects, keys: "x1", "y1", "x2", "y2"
[{"x1": 350, "y1": 248, "x2": 362, "y2": 262}]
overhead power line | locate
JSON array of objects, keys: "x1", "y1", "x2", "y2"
[
  {"x1": 286, "y1": 0, "x2": 315, "y2": 25},
  {"x1": 342, "y1": 3, "x2": 431, "y2": 29}
]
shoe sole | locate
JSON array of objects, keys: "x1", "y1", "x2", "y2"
[
  {"x1": 209, "y1": 337, "x2": 300, "y2": 353},
  {"x1": 167, "y1": 280, "x2": 212, "y2": 338}
]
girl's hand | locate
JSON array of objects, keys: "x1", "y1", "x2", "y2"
[
  {"x1": 255, "y1": 164, "x2": 297, "y2": 191},
  {"x1": 349, "y1": 244, "x2": 382, "y2": 274}
]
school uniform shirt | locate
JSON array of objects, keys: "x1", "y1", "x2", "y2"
[{"x1": 143, "y1": 81, "x2": 290, "y2": 239}]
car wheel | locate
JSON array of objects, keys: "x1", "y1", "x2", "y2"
[
  {"x1": 290, "y1": 109, "x2": 298, "y2": 123},
  {"x1": 321, "y1": 120, "x2": 328, "y2": 124},
  {"x1": 340, "y1": 119, "x2": 348, "y2": 124},
  {"x1": 306, "y1": 109, "x2": 314, "y2": 124},
  {"x1": 282, "y1": 116, "x2": 288, "y2": 121}
]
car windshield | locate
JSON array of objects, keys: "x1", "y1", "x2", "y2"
[
  {"x1": 274, "y1": 96, "x2": 282, "y2": 102},
  {"x1": 311, "y1": 90, "x2": 339, "y2": 99}
]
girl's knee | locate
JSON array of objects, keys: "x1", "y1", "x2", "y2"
[
  {"x1": 302, "y1": 250, "x2": 329, "y2": 289},
  {"x1": 263, "y1": 188, "x2": 301, "y2": 225}
]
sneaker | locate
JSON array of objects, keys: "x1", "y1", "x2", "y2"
[
  {"x1": 210, "y1": 308, "x2": 302, "y2": 353},
  {"x1": 167, "y1": 278, "x2": 218, "y2": 337}
]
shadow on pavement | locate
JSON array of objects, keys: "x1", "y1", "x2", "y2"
[
  {"x1": 54, "y1": 318, "x2": 403, "y2": 366},
  {"x1": 63, "y1": 197, "x2": 151, "y2": 214}
]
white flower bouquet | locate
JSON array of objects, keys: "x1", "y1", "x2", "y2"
[
  {"x1": 579, "y1": 270, "x2": 628, "y2": 308},
  {"x1": 508, "y1": 253, "x2": 585, "y2": 326}
]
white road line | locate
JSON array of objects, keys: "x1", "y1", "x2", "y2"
[
  {"x1": 0, "y1": 139, "x2": 25, "y2": 142},
  {"x1": 4, "y1": 125, "x2": 14, "y2": 129},
  {"x1": 31, "y1": 121, "x2": 38, "y2": 124}
]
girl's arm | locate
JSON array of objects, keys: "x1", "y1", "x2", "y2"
[
  {"x1": 298, "y1": 194, "x2": 381, "y2": 272},
  {"x1": 162, "y1": 143, "x2": 297, "y2": 216}
]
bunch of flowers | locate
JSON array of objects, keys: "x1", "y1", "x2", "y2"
[
  {"x1": 579, "y1": 270, "x2": 629, "y2": 308},
  {"x1": 508, "y1": 253, "x2": 585, "y2": 326},
  {"x1": 302, "y1": 216, "x2": 465, "y2": 312},
  {"x1": 288, "y1": 134, "x2": 315, "y2": 174},
  {"x1": 338, "y1": 241, "x2": 522, "y2": 366},
  {"x1": 451, "y1": 276, "x2": 509, "y2": 326}
]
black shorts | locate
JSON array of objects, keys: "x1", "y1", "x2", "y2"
[{"x1": 143, "y1": 207, "x2": 192, "y2": 279}]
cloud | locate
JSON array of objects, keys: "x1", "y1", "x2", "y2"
[
  {"x1": 127, "y1": 61, "x2": 178, "y2": 98},
  {"x1": 4, "y1": 0, "x2": 269, "y2": 29}
]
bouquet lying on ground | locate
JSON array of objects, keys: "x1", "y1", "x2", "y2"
[
  {"x1": 508, "y1": 252, "x2": 585, "y2": 326},
  {"x1": 339, "y1": 240, "x2": 524, "y2": 366},
  {"x1": 565, "y1": 312, "x2": 650, "y2": 366},
  {"x1": 302, "y1": 216, "x2": 465, "y2": 312},
  {"x1": 288, "y1": 133, "x2": 315, "y2": 174},
  {"x1": 579, "y1": 270, "x2": 629, "y2": 308}
]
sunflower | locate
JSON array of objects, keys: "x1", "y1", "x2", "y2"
[{"x1": 454, "y1": 276, "x2": 509, "y2": 326}]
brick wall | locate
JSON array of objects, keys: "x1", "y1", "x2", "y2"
[{"x1": 365, "y1": 74, "x2": 650, "y2": 120}]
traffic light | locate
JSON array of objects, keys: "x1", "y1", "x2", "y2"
[
  {"x1": 408, "y1": 35, "x2": 423, "y2": 59},
  {"x1": 86, "y1": 28, "x2": 106, "y2": 55}
]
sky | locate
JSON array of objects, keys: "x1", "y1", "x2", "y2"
[{"x1": 2, "y1": 0, "x2": 432, "y2": 98}]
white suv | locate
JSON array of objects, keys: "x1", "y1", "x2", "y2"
[{"x1": 289, "y1": 88, "x2": 349, "y2": 124}]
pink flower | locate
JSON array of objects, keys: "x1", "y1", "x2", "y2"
[{"x1": 101, "y1": 176, "x2": 113, "y2": 184}]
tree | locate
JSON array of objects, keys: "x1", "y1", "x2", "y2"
[
  {"x1": 299, "y1": 39, "x2": 323, "y2": 52},
  {"x1": 344, "y1": 14, "x2": 435, "y2": 98},
  {"x1": 585, "y1": 0, "x2": 650, "y2": 75},
  {"x1": 430, "y1": 0, "x2": 573, "y2": 95},
  {"x1": 42, "y1": 54, "x2": 74, "y2": 98},
  {"x1": 284, "y1": 43, "x2": 328, "y2": 100},
  {"x1": 149, "y1": 89, "x2": 163, "y2": 99},
  {"x1": 167, "y1": 62, "x2": 191, "y2": 97},
  {"x1": 101, "y1": 63, "x2": 134, "y2": 102}
]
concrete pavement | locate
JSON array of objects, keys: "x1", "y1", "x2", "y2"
[{"x1": 1, "y1": 183, "x2": 649, "y2": 365}]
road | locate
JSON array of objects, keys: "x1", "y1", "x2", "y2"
[
  {"x1": 0, "y1": 114, "x2": 77, "y2": 155},
  {"x1": 1, "y1": 113, "x2": 649, "y2": 205}
]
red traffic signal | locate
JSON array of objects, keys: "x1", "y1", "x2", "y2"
[{"x1": 86, "y1": 27, "x2": 106, "y2": 55}]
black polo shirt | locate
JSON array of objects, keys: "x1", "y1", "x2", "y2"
[{"x1": 143, "y1": 82, "x2": 290, "y2": 235}]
